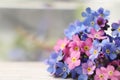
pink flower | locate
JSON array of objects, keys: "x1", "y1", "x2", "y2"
[
  {"x1": 69, "y1": 35, "x2": 83, "y2": 53},
  {"x1": 106, "y1": 65, "x2": 120, "y2": 80},
  {"x1": 65, "y1": 52, "x2": 80, "y2": 70},
  {"x1": 87, "y1": 28, "x2": 107, "y2": 40},
  {"x1": 82, "y1": 60, "x2": 96, "y2": 75},
  {"x1": 81, "y1": 38, "x2": 92, "y2": 56},
  {"x1": 62, "y1": 47, "x2": 70, "y2": 60},
  {"x1": 94, "y1": 67, "x2": 108, "y2": 80},
  {"x1": 54, "y1": 38, "x2": 69, "y2": 52}
]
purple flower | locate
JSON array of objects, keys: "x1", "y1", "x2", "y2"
[
  {"x1": 97, "y1": 17, "x2": 106, "y2": 27},
  {"x1": 55, "y1": 62, "x2": 70, "y2": 78},
  {"x1": 82, "y1": 60, "x2": 96, "y2": 75}
]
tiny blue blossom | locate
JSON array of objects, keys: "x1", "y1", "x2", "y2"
[
  {"x1": 112, "y1": 23, "x2": 120, "y2": 37},
  {"x1": 64, "y1": 20, "x2": 86, "y2": 39},
  {"x1": 82, "y1": 7, "x2": 93, "y2": 17},
  {"x1": 55, "y1": 62, "x2": 70, "y2": 78},
  {"x1": 83, "y1": 14, "x2": 100, "y2": 31},
  {"x1": 46, "y1": 51, "x2": 64, "y2": 74},
  {"x1": 114, "y1": 37, "x2": 120, "y2": 47},
  {"x1": 89, "y1": 47, "x2": 101, "y2": 61},
  {"x1": 97, "y1": 7, "x2": 110, "y2": 19},
  {"x1": 76, "y1": 66, "x2": 88, "y2": 80},
  {"x1": 89, "y1": 40, "x2": 101, "y2": 61},
  {"x1": 102, "y1": 43, "x2": 117, "y2": 60},
  {"x1": 78, "y1": 74, "x2": 88, "y2": 80}
]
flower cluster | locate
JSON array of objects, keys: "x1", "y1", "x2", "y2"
[{"x1": 46, "y1": 7, "x2": 120, "y2": 80}]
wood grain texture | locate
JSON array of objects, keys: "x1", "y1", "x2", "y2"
[{"x1": 0, "y1": 62, "x2": 72, "y2": 80}]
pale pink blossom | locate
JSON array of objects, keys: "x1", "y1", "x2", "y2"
[
  {"x1": 65, "y1": 52, "x2": 80, "y2": 70},
  {"x1": 106, "y1": 65, "x2": 120, "y2": 80},
  {"x1": 87, "y1": 28, "x2": 107, "y2": 40},
  {"x1": 69, "y1": 35, "x2": 83, "y2": 53},
  {"x1": 54, "y1": 38, "x2": 69, "y2": 52},
  {"x1": 81, "y1": 38, "x2": 92, "y2": 56},
  {"x1": 94, "y1": 67, "x2": 108, "y2": 80}
]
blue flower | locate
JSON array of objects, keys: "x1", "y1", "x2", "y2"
[
  {"x1": 89, "y1": 40, "x2": 101, "y2": 61},
  {"x1": 64, "y1": 20, "x2": 86, "y2": 39},
  {"x1": 83, "y1": 14, "x2": 100, "y2": 31},
  {"x1": 82, "y1": 7, "x2": 93, "y2": 17},
  {"x1": 112, "y1": 23, "x2": 120, "y2": 37},
  {"x1": 46, "y1": 51, "x2": 64, "y2": 74},
  {"x1": 106, "y1": 34, "x2": 113, "y2": 43},
  {"x1": 92, "y1": 40, "x2": 101, "y2": 48},
  {"x1": 102, "y1": 43, "x2": 117, "y2": 60},
  {"x1": 100, "y1": 38, "x2": 110, "y2": 47},
  {"x1": 89, "y1": 47, "x2": 101, "y2": 61},
  {"x1": 55, "y1": 62, "x2": 70, "y2": 78},
  {"x1": 82, "y1": 7, "x2": 99, "y2": 31},
  {"x1": 70, "y1": 66, "x2": 82, "y2": 79},
  {"x1": 97, "y1": 7, "x2": 110, "y2": 19},
  {"x1": 75, "y1": 66, "x2": 83, "y2": 74},
  {"x1": 78, "y1": 74, "x2": 88, "y2": 80},
  {"x1": 47, "y1": 64, "x2": 56, "y2": 74},
  {"x1": 82, "y1": 7, "x2": 110, "y2": 31},
  {"x1": 81, "y1": 33, "x2": 88, "y2": 41},
  {"x1": 70, "y1": 69, "x2": 78, "y2": 79},
  {"x1": 75, "y1": 66, "x2": 88, "y2": 80},
  {"x1": 114, "y1": 37, "x2": 120, "y2": 47}
]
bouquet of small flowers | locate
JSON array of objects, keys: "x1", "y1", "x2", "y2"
[{"x1": 46, "y1": 7, "x2": 120, "y2": 80}]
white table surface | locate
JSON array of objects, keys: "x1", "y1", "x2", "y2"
[{"x1": 0, "y1": 62, "x2": 72, "y2": 80}]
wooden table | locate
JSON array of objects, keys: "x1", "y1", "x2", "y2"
[{"x1": 0, "y1": 62, "x2": 72, "y2": 80}]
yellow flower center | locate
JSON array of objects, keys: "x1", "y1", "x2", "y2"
[
  {"x1": 108, "y1": 71, "x2": 113, "y2": 76},
  {"x1": 71, "y1": 57, "x2": 77, "y2": 63},
  {"x1": 61, "y1": 43, "x2": 65, "y2": 49},
  {"x1": 94, "y1": 50, "x2": 98, "y2": 54},
  {"x1": 118, "y1": 27, "x2": 120, "y2": 32},
  {"x1": 84, "y1": 55, "x2": 87, "y2": 58},
  {"x1": 74, "y1": 46, "x2": 79, "y2": 51},
  {"x1": 91, "y1": 21, "x2": 95, "y2": 26},
  {"x1": 87, "y1": 67, "x2": 91, "y2": 72},
  {"x1": 106, "y1": 49, "x2": 110, "y2": 54},
  {"x1": 84, "y1": 46, "x2": 89, "y2": 51},
  {"x1": 63, "y1": 67, "x2": 67, "y2": 72},
  {"x1": 94, "y1": 34, "x2": 99, "y2": 38},
  {"x1": 100, "y1": 14, "x2": 104, "y2": 17},
  {"x1": 99, "y1": 74, "x2": 104, "y2": 79}
]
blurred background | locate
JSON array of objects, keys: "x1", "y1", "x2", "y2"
[{"x1": 0, "y1": 0, "x2": 120, "y2": 61}]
